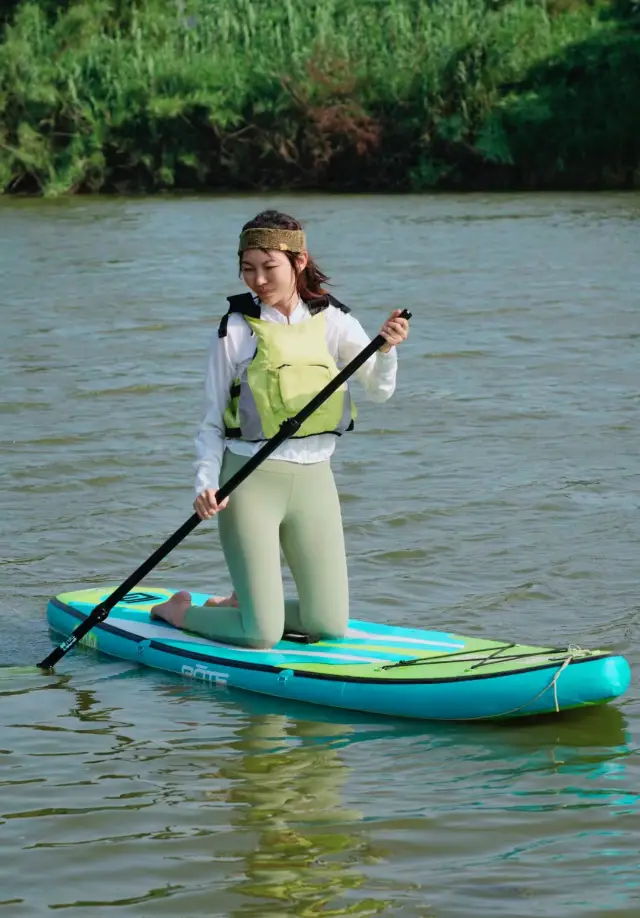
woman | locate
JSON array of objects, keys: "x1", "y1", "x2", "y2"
[{"x1": 151, "y1": 210, "x2": 409, "y2": 647}]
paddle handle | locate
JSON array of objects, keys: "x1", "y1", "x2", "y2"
[{"x1": 38, "y1": 309, "x2": 411, "y2": 669}]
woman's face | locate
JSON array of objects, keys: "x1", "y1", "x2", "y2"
[{"x1": 240, "y1": 248, "x2": 307, "y2": 307}]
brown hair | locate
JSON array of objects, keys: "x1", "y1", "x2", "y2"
[{"x1": 239, "y1": 210, "x2": 330, "y2": 302}]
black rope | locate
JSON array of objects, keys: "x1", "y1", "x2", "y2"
[{"x1": 380, "y1": 644, "x2": 572, "y2": 671}]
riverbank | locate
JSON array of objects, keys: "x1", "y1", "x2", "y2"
[{"x1": 1, "y1": 0, "x2": 638, "y2": 195}]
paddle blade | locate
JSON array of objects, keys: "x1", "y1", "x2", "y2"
[
  {"x1": 0, "y1": 666, "x2": 52, "y2": 675},
  {"x1": 0, "y1": 666, "x2": 65, "y2": 697}
]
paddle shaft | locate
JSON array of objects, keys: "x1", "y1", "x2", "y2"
[{"x1": 38, "y1": 309, "x2": 411, "y2": 670}]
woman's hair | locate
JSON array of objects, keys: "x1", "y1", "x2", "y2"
[{"x1": 239, "y1": 209, "x2": 330, "y2": 301}]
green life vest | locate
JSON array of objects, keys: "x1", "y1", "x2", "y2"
[{"x1": 219, "y1": 294, "x2": 357, "y2": 441}]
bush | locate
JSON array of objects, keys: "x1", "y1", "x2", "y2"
[{"x1": 0, "y1": 0, "x2": 636, "y2": 193}]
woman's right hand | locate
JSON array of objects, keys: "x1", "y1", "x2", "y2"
[{"x1": 194, "y1": 489, "x2": 230, "y2": 520}]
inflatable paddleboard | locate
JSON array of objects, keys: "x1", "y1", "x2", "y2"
[{"x1": 46, "y1": 586, "x2": 631, "y2": 721}]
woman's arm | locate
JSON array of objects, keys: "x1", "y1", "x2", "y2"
[
  {"x1": 336, "y1": 310, "x2": 401, "y2": 403},
  {"x1": 194, "y1": 322, "x2": 241, "y2": 495}
]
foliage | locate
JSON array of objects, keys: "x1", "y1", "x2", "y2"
[{"x1": 0, "y1": 0, "x2": 637, "y2": 193}]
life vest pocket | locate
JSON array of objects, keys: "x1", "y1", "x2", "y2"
[{"x1": 278, "y1": 363, "x2": 335, "y2": 415}]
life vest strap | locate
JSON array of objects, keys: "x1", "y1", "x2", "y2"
[
  {"x1": 218, "y1": 293, "x2": 350, "y2": 337},
  {"x1": 224, "y1": 418, "x2": 355, "y2": 441},
  {"x1": 218, "y1": 293, "x2": 259, "y2": 338}
]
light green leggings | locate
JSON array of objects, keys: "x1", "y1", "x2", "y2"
[{"x1": 184, "y1": 449, "x2": 349, "y2": 648}]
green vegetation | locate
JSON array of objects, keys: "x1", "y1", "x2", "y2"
[{"x1": 1, "y1": 0, "x2": 638, "y2": 194}]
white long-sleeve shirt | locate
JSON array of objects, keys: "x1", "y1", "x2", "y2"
[{"x1": 194, "y1": 298, "x2": 398, "y2": 494}]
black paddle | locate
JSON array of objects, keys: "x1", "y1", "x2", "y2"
[{"x1": 38, "y1": 309, "x2": 412, "y2": 670}]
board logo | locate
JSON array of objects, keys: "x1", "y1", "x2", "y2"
[
  {"x1": 123, "y1": 591, "x2": 163, "y2": 604},
  {"x1": 181, "y1": 664, "x2": 229, "y2": 687}
]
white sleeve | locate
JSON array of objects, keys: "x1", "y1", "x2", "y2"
[
  {"x1": 193, "y1": 323, "x2": 239, "y2": 495},
  {"x1": 336, "y1": 311, "x2": 398, "y2": 403}
]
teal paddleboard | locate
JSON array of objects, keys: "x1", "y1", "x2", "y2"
[{"x1": 47, "y1": 586, "x2": 631, "y2": 721}]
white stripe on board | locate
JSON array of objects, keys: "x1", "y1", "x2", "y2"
[
  {"x1": 346, "y1": 627, "x2": 463, "y2": 650},
  {"x1": 103, "y1": 616, "x2": 463, "y2": 657},
  {"x1": 105, "y1": 617, "x2": 388, "y2": 664}
]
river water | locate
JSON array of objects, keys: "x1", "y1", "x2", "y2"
[{"x1": 1, "y1": 193, "x2": 638, "y2": 917}]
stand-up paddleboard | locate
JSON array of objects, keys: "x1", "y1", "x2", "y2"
[{"x1": 47, "y1": 586, "x2": 631, "y2": 721}]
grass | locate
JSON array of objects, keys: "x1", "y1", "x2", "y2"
[{"x1": 0, "y1": 0, "x2": 638, "y2": 194}]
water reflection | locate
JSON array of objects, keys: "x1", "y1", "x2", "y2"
[
  {"x1": 0, "y1": 656, "x2": 637, "y2": 915},
  {"x1": 167, "y1": 681, "x2": 638, "y2": 915},
  {"x1": 157, "y1": 683, "x2": 400, "y2": 916},
  {"x1": 224, "y1": 717, "x2": 386, "y2": 915}
]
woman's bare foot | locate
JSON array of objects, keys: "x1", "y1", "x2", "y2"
[
  {"x1": 150, "y1": 590, "x2": 192, "y2": 628},
  {"x1": 205, "y1": 591, "x2": 239, "y2": 608}
]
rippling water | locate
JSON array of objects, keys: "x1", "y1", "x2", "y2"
[{"x1": 1, "y1": 193, "x2": 639, "y2": 916}]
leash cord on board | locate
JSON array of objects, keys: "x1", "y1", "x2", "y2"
[
  {"x1": 459, "y1": 649, "x2": 579, "y2": 720},
  {"x1": 389, "y1": 646, "x2": 583, "y2": 721},
  {"x1": 380, "y1": 643, "x2": 578, "y2": 671}
]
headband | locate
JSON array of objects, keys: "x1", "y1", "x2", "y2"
[{"x1": 238, "y1": 227, "x2": 306, "y2": 255}]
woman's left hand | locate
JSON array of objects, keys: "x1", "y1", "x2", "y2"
[{"x1": 379, "y1": 309, "x2": 409, "y2": 353}]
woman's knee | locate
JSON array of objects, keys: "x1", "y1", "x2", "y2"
[
  {"x1": 302, "y1": 598, "x2": 349, "y2": 641},
  {"x1": 319, "y1": 625, "x2": 347, "y2": 641},
  {"x1": 319, "y1": 615, "x2": 348, "y2": 641},
  {"x1": 242, "y1": 620, "x2": 284, "y2": 650}
]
